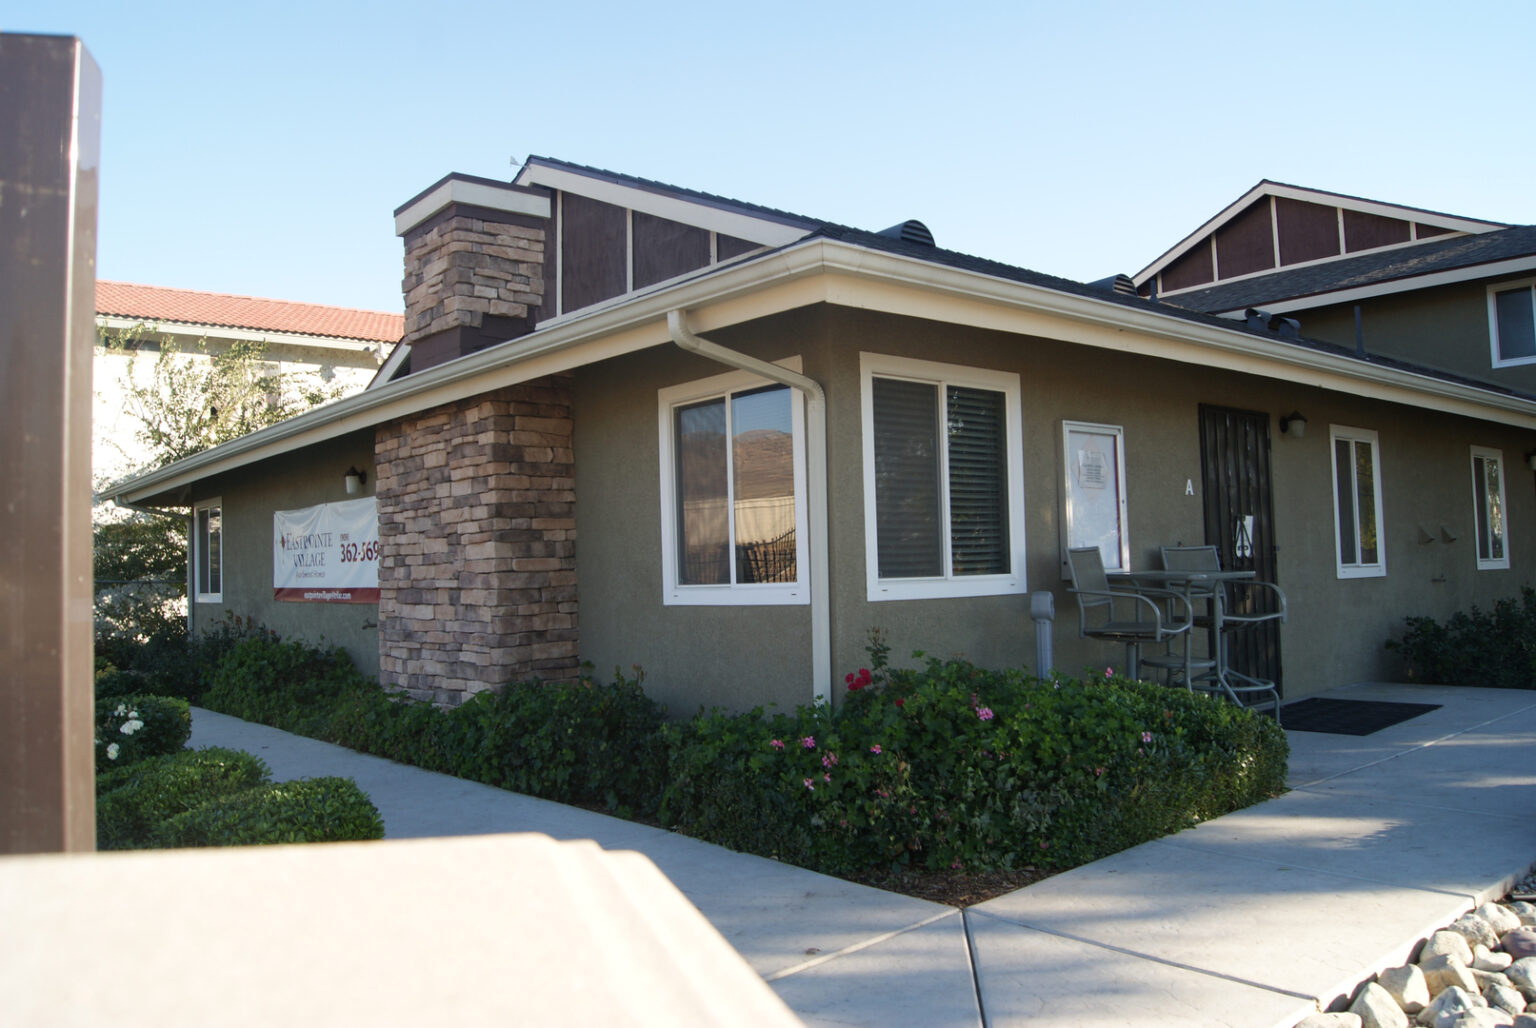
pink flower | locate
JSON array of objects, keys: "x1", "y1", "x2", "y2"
[
  {"x1": 769, "y1": 738, "x2": 785, "y2": 750},
  {"x1": 801, "y1": 736, "x2": 816, "y2": 749},
  {"x1": 822, "y1": 753, "x2": 839, "y2": 768},
  {"x1": 1141, "y1": 731, "x2": 1152, "y2": 744},
  {"x1": 803, "y1": 778, "x2": 815, "y2": 791},
  {"x1": 869, "y1": 744, "x2": 882, "y2": 754},
  {"x1": 1106, "y1": 666, "x2": 1114, "y2": 677},
  {"x1": 1093, "y1": 767, "x2": 1105, "y2": 777},
  {"x1": 875, "y1": 789, "x2": 889, "y2": 798},
  {"x1": 976, "y1": 706, "x2": 994, "y2": 721},
  {"x1": 822, "y1": 773, "x2": 831, "y2": 783},
  {"x1": 950, "y1": 860, "x2": 962, "y2": 870}
]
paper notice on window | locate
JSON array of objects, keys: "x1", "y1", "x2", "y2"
[
  {"x1": 1078, "y1": 449, "x2": 1108, "y2": 489},
  {"x1": 1065, "y1": 427, "x2": 1125, "y2": 571}
]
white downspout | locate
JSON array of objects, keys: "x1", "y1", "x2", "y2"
[{"x1": 666, "y1": 309, "x2": 831, "y2": 706}]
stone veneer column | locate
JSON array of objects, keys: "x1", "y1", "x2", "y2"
[{"x1": 375, "y1": 376, "x2": 577, "y2": 704}]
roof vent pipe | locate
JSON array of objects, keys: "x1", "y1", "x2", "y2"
[
  {"x1": 876, "y1": 220, "x2": 935, "y2": 247},
  {"x1": 1244, "y1": 307, "x2": 1302, "y2": 341},
  {"x1": 1088, "y1": 274, "x2": 1137, "y2": 296}
]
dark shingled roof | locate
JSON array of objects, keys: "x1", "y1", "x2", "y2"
[{"x1": 1161, "y1": 224, "x2": 1536, "y2": 314}]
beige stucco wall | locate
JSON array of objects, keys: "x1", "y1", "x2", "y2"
[
  {"x1": 186, "y1": 430, "x2": 381, "y2": 679},
  {"x1": 1294, "y1": 276, "x2": 1536, "y2": 395},
  {"x1": 573, "y1": 303, "x2": 1536, "y2": 714}
]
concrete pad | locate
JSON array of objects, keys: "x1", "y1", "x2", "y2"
[
  {"x1": 1163, "y1": 787, "x2": 1536, "y2": 905},
  {"x1": 972, "y1": 840, "x2": 1472, "y2": 1009},
  {"x1": 1, "y1": 833, "x2": 802, "y2": 1027},
  {"x1": 1299, "y1": 727, "x2": 1536, "y2": 818},
  {"x1": 966, "y1": 910, "x2": 1312, "y2": 1028},
  {"x1": 1284, "y1": 684, "x2": 1536, "y2": 787},
  {"x1": 769, "y1": 912, "x2": 981, "y2": 1028},
  {"x1": 190, "y1": 707, "x2": 948, "y2": 979}
]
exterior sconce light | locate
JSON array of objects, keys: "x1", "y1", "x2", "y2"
[
  {"x1": 1279, "y1": 411, "x2": 1307, "y2": 438},
  {"x1": 344, "y1": 466, "x2": 367, "y2": 495}
]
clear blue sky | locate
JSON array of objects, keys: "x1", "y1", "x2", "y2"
[{"x1": 11, "y1": 0, "x2": 1535, "y2": 314}]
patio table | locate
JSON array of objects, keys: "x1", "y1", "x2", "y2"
[{"x1": 1109, "y1": 569, "x2": 1260, "y2": 707}]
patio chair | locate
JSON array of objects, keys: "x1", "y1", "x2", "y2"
[
  {"x1": 1158, "y1": 545, "x2": 1286, "y2": 723},
  {"x1": 1065, "y1": 546, "x2": 1194, "y2": 681}
]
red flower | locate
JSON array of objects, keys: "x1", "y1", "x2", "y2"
[{"x1": 894, "y1": 698, "x2": 904, "y2": 707}]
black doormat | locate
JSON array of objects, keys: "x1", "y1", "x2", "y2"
[{"x1": 1281, "y1": 698, "x2": 1442, "y2": 736}]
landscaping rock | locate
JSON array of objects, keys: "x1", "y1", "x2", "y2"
[
  {"x1": 1475, "y1": 969, "x2": 1516, "y2": 992},
  {"x1": 1506, "y1": 958, "x2": 1536, "y2": 1001},
  {"x1": 1507, "y1": 902, "x2": 1536, "y2": 927},
  {"x1": 1479, "y1": 946, "x2": 1517, "y2": 972},
  {"x1": 1427, "y1": 932, "x2": 1479, "y2": 965},
  {"x1": 1447, "y1": 1009, "x2": 1513, "y2": 1027},
  {"x1": 1295, "y1": 1014, "x2": 1363, "y2": 1028},
  {"x1": 1513, "y1": 1015, "x2": 1536, "y2": 1028},
  {"x1": 1454, "y1": 916, "x2": 1503, "y2": 952},
  {"x1": 1423, "y1": 955, "x2": 1482, "y2": 996},
  {"x1": 1481, "y1": 904, "x2": 1526, "y2": 937},
  {"x1": 1416, "y1": 986, "x2": 1483, "y2": 1028},
  {"x1": 1380, "y1": 964, "x2": 1432, "y2": 1014},
  {"x1": 1352, "y1": 982, "x2": 1410, "y2": 1028},
  {"x1": 1503, "y1": 929, "x2": 1536, "y2": 960},
  {"x1": 1489, "y1": 981, "x2": 1530, "y2": 1016}
]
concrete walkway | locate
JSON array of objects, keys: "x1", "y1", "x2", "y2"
[{"x1": 189, "y1": 682, "x2": 1536, "y2": 1028}]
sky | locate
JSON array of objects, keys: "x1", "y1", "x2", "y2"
[{"x1": 10, "y1": 0, "x2": 1536, "y2": 315}]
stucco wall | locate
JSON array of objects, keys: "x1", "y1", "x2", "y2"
[
  {"x1": 187, "y1": 429, "x2": 380, "y2": 679},
  {"x1": 573, "y1": 303, "x2": 1536, "y2": 714}
]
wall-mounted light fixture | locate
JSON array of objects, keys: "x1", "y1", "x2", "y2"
[
  {"x1": 1279, "y1": 411, "x2": 1307, "y2": 439},
  {"x1": 344, "y1": 466, "x2": 368, "y2": 495}
]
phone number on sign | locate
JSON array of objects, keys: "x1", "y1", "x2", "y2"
[{"x1": 339, "y1": 541, "x2": 379, "y2": 563}]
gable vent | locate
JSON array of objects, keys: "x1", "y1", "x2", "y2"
[
  {"x1": 1088, "y1": 274, "x2": 1137, "y2": 296},
  {"x1": 876, "y1": 219, "x2": 935, "y2": 247}
]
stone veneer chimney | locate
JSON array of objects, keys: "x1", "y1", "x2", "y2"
[
  {"x1": 378, "y1": 175, "x2": 576, "y2": 704},
  {"x1": 393, "y1": 173, "x2": 552, "y2": 372}
]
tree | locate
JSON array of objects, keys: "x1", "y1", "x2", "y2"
[{"x1": 93, "y1": 328, "x2": 346, "y2": 650}]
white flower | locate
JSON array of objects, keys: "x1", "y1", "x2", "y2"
[
  {"x1": 119, "y1": 719, "x2": 144, "y2": 736},
  {"x1": 113, "y1": 704, "x2": 127, "y2": 717},
  {"x1": 106, "y1": 743, "x2": 120, "y2": 760}
]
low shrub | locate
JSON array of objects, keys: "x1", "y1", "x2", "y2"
[
  {"x1": 95, "y1": 694, "x2": 191, "y2": 769},
  {"x1": 662, "y1": 656, "x2": 1287, "y2": 874},
  {"x1": 203, "y1": 636, "x2": 372, "y2": 736},
  {"x1": 97, "y1": 747, "x2": 271, "y2": 849},
  {"x1": 154, "y1": 777, "x2": 384, "y2": 847},
  {"x1": 1387, "y1": 588, "x2": 1536, "y2": 689}
]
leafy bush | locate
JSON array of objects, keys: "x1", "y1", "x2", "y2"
[
  {"x1": 662, "y1": 656, "x2": 1287, "y2": 874},
  {"x1": 97, "y1": 747, "x2": 271, "y2": 849},
  {"x1": 95, "y1": 694, "x2": 191, "y2": 769},
  {"x1": 203, "y1": 636, "x2": 372, "y2": 736},
  {"x1": 1386, "y1": 588, "x2": 1536, "y2": 689},
  {"x1": 154, "y1": 777, "x2": 384, "y2": 847}
]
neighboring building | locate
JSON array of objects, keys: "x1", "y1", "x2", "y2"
[
  {"x1": 113, "y1": 159, "x2": 1536, "y2": 715},
  {"x1": 1133, "y1": 181, "x2": 1536, "y2": 394},
  {"x1": 94, "y1": 281, "x2": 402, "y2": 485}
]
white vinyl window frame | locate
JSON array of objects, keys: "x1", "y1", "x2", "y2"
[
  {"x1": 1487, "y1": 279, "x2": 1536, "y2": 368},
  {"x1": 1329, "y1": 426, "x2": 1387, "y2": 579},
  {"x1": 1470, "y1": 445, "x2": 1510, "y2": 571},
  {"x1": 193, "y1": 498, "x2": 224, "y2": 603},
  {"x1": 859, "y1": 352, "x2": 1027, "y2": 602},
  {"x1": 656, "y1": 358, "x2": 809, "y2": 606},
  {"x1": 1061, "y1": 421, "x2": 1130, "y2": 574}
]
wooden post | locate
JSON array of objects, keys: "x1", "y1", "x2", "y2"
[{"x1": 0, "y1": 33, "x2": 102, "y2": 853}]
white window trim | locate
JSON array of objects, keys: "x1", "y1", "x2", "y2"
[
  {"x1": 1061, "y1": 421, "x2": 1130, "y2": 574},
  {"x1": 193, "y1": 498, "x2": 223, "y2": 603},
  {"x1": 860, "y1": 352, "x2": 1027, "y2": 602},
  {"x1": 1470, "y1": 445, "x2": 1511, "y2": 571},
  {"x1": 1329, "y1": 426, "x2": 1386, "y2": 579},
  {"x1": 657, "y1": 358, "x2": 809, "y2": 606},
  {"x1": 1487, "y1": 278, "x2": 1536, "y2": 368}
]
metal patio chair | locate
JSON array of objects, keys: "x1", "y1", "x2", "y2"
[{"x1": 1065, "y1": 546, "x2": 1194, "y2": 682}]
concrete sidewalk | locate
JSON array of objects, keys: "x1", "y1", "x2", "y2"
[{"x1": 189, "y1": 683, "x2": 1536, "y2": 1028}]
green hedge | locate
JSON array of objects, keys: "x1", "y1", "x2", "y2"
[
  {"x1": 661, "y1": 657, "x2": 1287, "y2": 873},
  {"x1": 155, "y1": 777, "x2": 384, "y2": 847},
  {"x1": 1387, "y1": 588, "x2": 1536, "y2": 689},
  {"x1": 97, "y1": 747, "x2": 271, "y2": 849},
  {"x1": 95, "y1": 694, "x2": 191, "y2": 769}
]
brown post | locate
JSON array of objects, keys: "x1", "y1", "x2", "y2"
[{"x1": 0, "y1": 34, "x2": 102, "y2": 852}]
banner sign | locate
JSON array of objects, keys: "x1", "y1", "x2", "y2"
[{"x1": 273, "y1": 497, "x2": 380, "y2": 603}]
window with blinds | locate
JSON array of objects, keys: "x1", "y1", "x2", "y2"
[{"x1": 861, "y1": 353, "x2": 1024, "y2": 601}]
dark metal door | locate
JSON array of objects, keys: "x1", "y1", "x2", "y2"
[{"x1": 1198, "y1": 405, "x2": 1283, "y2": 694}]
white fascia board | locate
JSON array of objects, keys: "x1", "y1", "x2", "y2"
[
  {"x1": 393, "y1": 179, "x2": 551, "y2": 236},
  {"x1": 514, "y1": 163, "x2": 810, "y2": 248},
  {"x1": 1134, "y1": 181, "x2": 1507, "y2": 286},
  {"x1": 116, "y1": 238, "x2": 1536, "y2": 508},
  {"x1": 1208, "y1": 254, "x2": 1536, "y2": 316},
  {"x1": 96, "y1": 314, "x2": 388, "y2": 355}
]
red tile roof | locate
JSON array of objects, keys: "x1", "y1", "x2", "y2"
[{"x1": 96, "y1": 281, "x2": 403, "y2": 344}]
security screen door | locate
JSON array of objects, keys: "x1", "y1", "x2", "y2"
[{"x1": 1198, "y1": 405, "x2": 1283, "y2": 695}]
